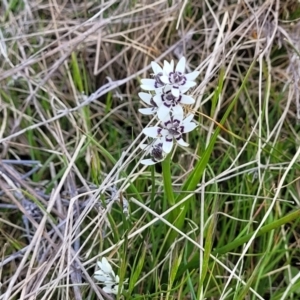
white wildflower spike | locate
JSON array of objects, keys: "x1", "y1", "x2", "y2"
[
  {"x1": 142, "y1": 114, "x2": 197, "y2": 154},
  {"x1": 138, "y1": 57, "x2": 199, "y2": 164},
  {"x1": 138, "y1": 92, "x2": 159, "y2": 115},
  {"x1": 94, "y1": 257, "x2": 117, "y2": 284},
  {"x1": 154, "y1": 85, "x2": 195, "y2": 121},
  {"x1": 94, "y1": 257, "x2": 125, "y2": 295},
  {"x1": 140, "y1": 139, "x2": 166, "y2": 165}
]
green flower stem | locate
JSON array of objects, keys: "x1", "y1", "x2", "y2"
[
  {"x1": 161, "y1": 153, "x2": 175, "y2": 206},
  {"x1": 161, "y1": 153, "x2": 187, "y2": 250}
]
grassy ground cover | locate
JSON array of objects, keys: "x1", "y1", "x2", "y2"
[{"x1": 0, "y1": 0, "x2": 300, "y2": 299}]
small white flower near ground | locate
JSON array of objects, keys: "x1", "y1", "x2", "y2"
[
  {"x1": 94, "y1": 257, "x2": 117, "y2": 285},
  {"x1": 94, "y1": 257, "x2": 125, "y2": 295},
  {"x1": 142, "y1": 114, "x2": 197, "y2": 154}
]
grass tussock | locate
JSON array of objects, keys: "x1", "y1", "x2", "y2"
[{"x1": 1, "y1": 0, "x2": 300, "y2": 299}]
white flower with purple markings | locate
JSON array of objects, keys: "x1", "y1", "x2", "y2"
[
  {"x1": 154, "y1": 85, "x2": 195, "y2": 121},
  {"x1": 141, "y1": 57, "x2": 199, "y2": 97},
  {"x1": 143, "y1": 114, "x2": 197, "y2": 154},
  {"x1": 140, "y1": 139, "x2": 166, "y2": 165}
]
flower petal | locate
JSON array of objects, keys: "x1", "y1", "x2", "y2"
[
  {"x1": 183, "y1": 114, "x2": 194, "y2": 123},
  {"x1": 138, "y1": 92, "x2": 152, "y2": 105},
  {"x1": 180, "y1": 81, "x2": 196, "y2": 90},
  {"x1": 163, "y1": 112, "x2": 183, "y2": 123},
  {"x1": 140, "y1": 79, "x2": 156, "y2": 90},
  {"x1": 170, "y1": 60, "x2": 174, "y2": 70},
  {"x1": 139, "y1": 107, "x2": 157, "y2": 115},
  {"x1": 160, "y1": 75, "x2": 170, "y2": 84},
  {"x1": 94, "y1": 270, "x2": 106, "y2": 276},
  {"x1": 157, "y1": 105, "x2": 170, "y2": 121},
  {"x1": 94, "y1": 273, "x2": 113, "y2": 283},
  {"x1": 153, "y1": 94, "x2": 163, "y2": 107},
  {"x1": 177, "y1": 138, "x2": 189, "y2": 147},
  {"x1": 175, "y1": 57, "x2": 186, "y2": 73},
  {"x1": 160, "y1": 128, "x2": 170, "y2": 136},
  {"x1": 183, "y1": 122, "x2": 197, "y2": 133},
  {"x1": 143, "y1": 127, "x2": 161, "y2": 138},
  {"x1": 115, "y1": 275, "x2": 120, "y2": 283},
  {"x1": 98, "y1": 258, "x2": 114, "y2": 275},
  {"x1": 180, "y1": 87, "x2": 190, "y2": 94},
  {"x1": 171, "y1": 87, "x2": 180, "y2": 97},
  {"x1": 185, "y1": 71, "x2": 200, "y2": 81},
  {"x1": 151, "y1": 61, "x2": 163, "y2": 74},
  {"x1": 103, "y1": 285, "x2": 118, "y2": 295},
  {"x1": 95, "y1": 268, "x2": 107, "y2": 275},
  {"x1": 154, "y1": 86, "x2": 164, "y2": 93},
  {"x1": 181, "y1": 94, "x2": 195, "y2": 105},
  {"x1": 171, "y1": 104, "x2": 184, "y2": 117},
  {"x1": 162, "y1": 139, "x2": 173, "y2": 153},
  {"x1": 163, "y1": 60, "x2": 174, "y2": 73},
  {"x1": 153, "y1": 138, "x2": 163, "y2": 146},
  {"x1": 141, "y1": 158, "x2": 157, "y2": 165}
]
